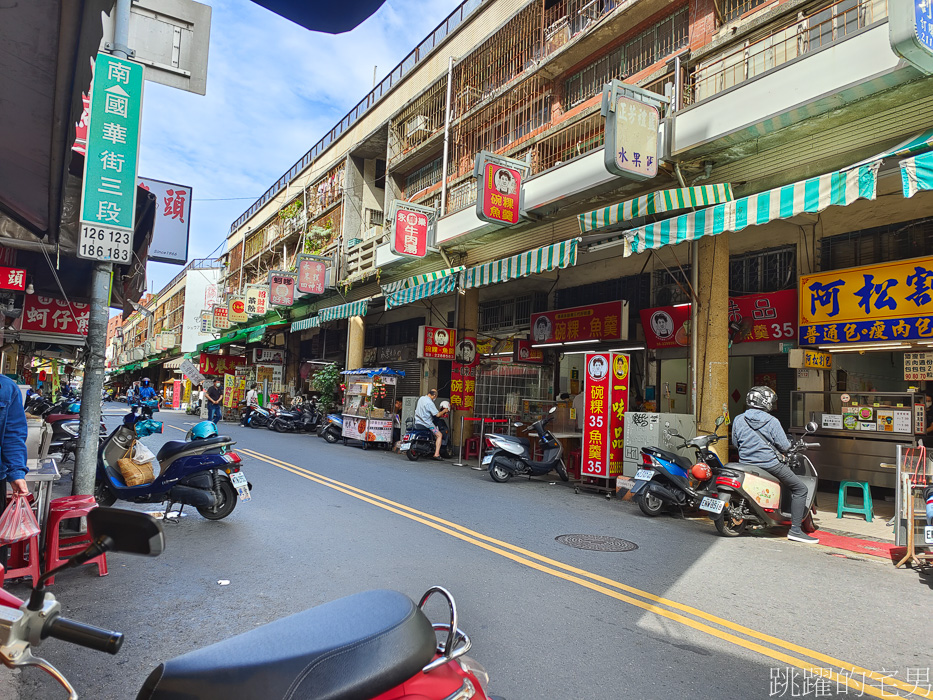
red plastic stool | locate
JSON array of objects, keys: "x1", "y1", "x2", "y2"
[
  {"x1": 43, "y1": 495, "x2": 107, "y2": 585},
  {"x1": 464, "y1": 436, "x2": 481, "y2": 460},
  {"x1": 0, "y1": 534, "x2": 41, "y2": 585},
  {"x1": 568, "y1": 449, "x2": 581, "y2": 478}
]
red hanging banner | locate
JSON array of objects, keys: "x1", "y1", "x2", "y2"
[{"x1": 582, "y1": 352, "x2": 630, "y2": 479}]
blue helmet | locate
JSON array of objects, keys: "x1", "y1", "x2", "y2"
[
  {"x1": 187, "y1": 421, "x2": 218, "y2": 441},
  {"x1": 67, "y1": 402, "x2": 81, "y2": 413}
]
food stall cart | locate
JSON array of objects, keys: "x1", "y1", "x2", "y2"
[
  {"x1": 790, "y1": 390, "x2": 925, "y2": 488},
  {"x1": 341, "y1": 368, "x2": 403, "y2": 449}
]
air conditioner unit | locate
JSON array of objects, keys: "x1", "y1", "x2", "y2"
[{"x1": 406, "y1": 115, "x2": 430, "y2": 137}]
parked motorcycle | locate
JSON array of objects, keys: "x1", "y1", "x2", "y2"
[
  {"x1": 244, "y1": 403, "x2": 272, "y2": 429},
  {"x1": 400, "y1": 415, "x2": 452, "y2": 461},
  {"x1": 483, "y1": 406, "x2": 569, "y2": 483},
  {"x1": 0, "y1": 509, "x2": 504, "y2": 700},
  {"x1": 185, "y1": 398, "x2": 202, "y2": 416},
  {"x1": 319, "y1": 412, "x2": 343, "y2": 443},
  {"x1": 706, "y1": 421, "x2": 820, "y2": 537},
  {"x1": 24, "y1": 395, "x2": 106, "y2": 462},
  {"x1": 266, "y1": 398, "x2": 314, "y2": 433},
  {"x1": 629, "y1": 416, "x2": 727, "y2": 517},
  {"x1": 95, "y1": 412, "x2": 251, "y2": 520}
]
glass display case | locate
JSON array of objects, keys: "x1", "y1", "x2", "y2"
[
  {"x1": 341, "y1": 368, "x2": 402, "y2": 446},
  {"x1": 790, "y1": 391, "x2": 924, "y2": 488}
]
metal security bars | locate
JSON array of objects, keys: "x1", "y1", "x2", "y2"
[
  {"x1": 404, "y1": 157, "x2": 443, "y2": 199},
  {"x1": 729, "y1": 245, "x2": 797, "y2": 294},
  {"x1": 478, "y1": 293, "x2": 547, "y2": 333},
  {"x1": 390, "y1": 79, "x2": 448, "y2": 164},
  {"x1": 474, "y1": 362, "x2": 549, "y2": 421},
  {"x1": 721, "y1": 0, "x2": 770, "y2": 23},
  {"x1": 690, "y1": 0, "x2": 888, "y2": 104}
]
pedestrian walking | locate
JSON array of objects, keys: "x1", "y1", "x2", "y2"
[{"x1": 0, "y1": 376, "x2": 30, "y2": 567}]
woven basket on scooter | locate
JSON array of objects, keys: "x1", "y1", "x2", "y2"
[{"x1": 117, "y1": 441, "x2": 154, "y2": 486}]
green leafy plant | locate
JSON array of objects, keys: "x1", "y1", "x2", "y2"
[
  {"x1": 311, "y1": 362, "x2": 342, "y2": 411},
  {"x1": 304, "y1": 224, "x2": 335, "y2": 256}
]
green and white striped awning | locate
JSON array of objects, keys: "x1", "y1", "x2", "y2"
[
  {"x1": 386, "y1": 274, "x2": 458, "y2": 310},
  {"x1": 604, "y1": 164, "x2": 878, "y2": 257},
  {"x1": 290, "y1": 316, "x2": 320, "y2": 332},
  {"x1": 901, "y1": 151, "x2": 933, "y2": 199},
  {"x1": 381, "y1": 266, "x2": 465, "y2": 294},
  {"x1": 578, "y1": 183, "x2": 734, "y2": 233},
  {"x1": 464, "y1": 239, "x2": 579, "y2": 290},
  {"x1": 319, "y1": 299, "x2": 369, "y2": 322}
]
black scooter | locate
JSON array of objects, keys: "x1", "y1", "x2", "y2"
[
  {"x1": 483, "y1": 406, "x2": 569, "y2": 483},
  {"x1": 400, "y1": 415, "x2": 452, "y2": 461}
]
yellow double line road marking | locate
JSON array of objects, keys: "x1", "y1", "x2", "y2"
[{"x1": 235, "y1": 445, "x2": 927, "y2": 699}]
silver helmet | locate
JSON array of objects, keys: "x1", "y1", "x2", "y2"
[{"x1": 746, "y1": 385, "x2": 778, "y2": 412}]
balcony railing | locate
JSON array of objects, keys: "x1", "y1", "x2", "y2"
[{"x1": 688, "y1": 0, "x2": 888, "y2": 105}]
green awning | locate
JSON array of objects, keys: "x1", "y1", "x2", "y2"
[
  {"x1": 901, "y1": 151, "x2": 933, "y2": 199},
  {"x1": 291, "y1": 315, "x2": 320, "y2": 332},
  {"x1": 577, "y1": 183, "x2": 734, "y2": 233},
  {"x1": 386, "y1": 274, "x2": 457, "y2": 310},
  {"x1": 381, "y1": 266, "x2": 465, "y2": 294},
  {"x1": 593, "y1": 164, "x2": 878, "y2": 258},
  {"x1": 319, "y1": 299, "x2": 369, "y2": 322},
  {"x1": 196, "y1": 321, "x2": 285, "y2": 353},
  {"x1": 464, "y1": 239, "x2": 580, "y2": 290}
]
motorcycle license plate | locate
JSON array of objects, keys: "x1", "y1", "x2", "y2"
[
  {"x1": 634, "y1": 469, "x2": 654, "y2": 481},
  {"x1": 399, "y1": 442, "x2": 411, "y2": 451},
  {"x1": 482, "y1": 455, "x2": 493, "y2": 465},
  {"x1": 699, "y1": 496, "x2": 725, "y2": 514},
  {"x1": 230, "y1": 471, "x2": 251, "y2": 501}
]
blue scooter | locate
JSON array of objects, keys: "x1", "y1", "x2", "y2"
[
  {"x1": 319, "y1": 413, "x2": 343, "y2": 443},
  {"x1": 628, "y1": 416, "x2": 726, "y2": 517},
  {"x1": 94, "y1": 413, "x2": 251, "y2": 520}
]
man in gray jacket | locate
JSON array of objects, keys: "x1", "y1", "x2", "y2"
[{"x1": 732, "y1": 386, "x2": 818, "y2": 544}]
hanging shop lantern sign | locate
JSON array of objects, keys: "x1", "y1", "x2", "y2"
[
  {"x1": 20, "y1": 295, "x2": 90, "y2": 336},
  {"x1": 268, "y1": 271, "x2": 297, "y2": 306},
  {"x1": 601, "y1": 81, "x2": 664, "y2": 181},
  {"x1": 228, "y1": 295, "x2": 248, "y2": 323},
  {"x1": 297, "y1": 255, "x2": 329, "y2": 294},
  {"x1": 417, "y1": 325, "x2": 457, "y2": 360},
  {"x1": 387, "y1": 200, "x2": 435, "y2": 258},
  {"x1": 198, "y1": 352, "x2": 246, "y2": 376},
  {"x1": 582, "y1": 352, "x2": 630, "y2": 479},
  {"x1": 253, "y1": 348, "x2": 285, "y2": 364},
  {"x1": 245, "y1": 285, "x2": 269, "y2": 316},
  {"x1": 473, "y1": 151, "x2": 530, "y2": 226},
  {"x1": 211, "y1": 304, "x2": 230, "y2": 331}
]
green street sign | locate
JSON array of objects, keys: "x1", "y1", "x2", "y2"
[{"x1": 78, "y1": 52, "x2": 144, "y2": 264}]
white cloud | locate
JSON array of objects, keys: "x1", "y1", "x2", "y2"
[{"x1": 139, "y1": 0, "x2": 458, "y2": 292}]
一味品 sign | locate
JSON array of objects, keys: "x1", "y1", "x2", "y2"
[
  {"x1": 800, "y1": 255, "x2": 933, "y2": 345},
  {"x1": 582, "y1": 352, "x2": 630, "y2": 478}
]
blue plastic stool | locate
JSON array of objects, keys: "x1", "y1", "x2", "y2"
[{"x1": 837, "y1": 481, "x2": 873, "y2": 522}]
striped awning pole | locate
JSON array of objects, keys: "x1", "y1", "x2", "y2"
[
  {"x1": 386, "y1": 274, "x2": 458, "y2": 310},
  {"x1": 578, "y1": 183, "x2": 734, "y2": 233},
  {"x1": 464, "y1": 238, "x2": 579, "y2": 290},
  {"x1": 901, "y1": 151, "x2": 933, "y2": 199},
  {"x1": 381, "y1": 266, "x2": 466, "y2": 295},
  {"x1": 621, "y1": 164, "x2": 878, "y2": 257}
]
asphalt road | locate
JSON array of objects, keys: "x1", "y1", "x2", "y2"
[{"x1": 2, "y1": 409, "x2": 931, "y2": 700}]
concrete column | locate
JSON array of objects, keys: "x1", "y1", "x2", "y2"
[
  {"x1": 694, "y1": 232, "x2": 730, "y2": 461},
  {"x1": 453, "y1": 288, "x2": 479, "y2": 445},
  {"x1": 346, "y1": 315, "x2": 365, "y2": 370}
]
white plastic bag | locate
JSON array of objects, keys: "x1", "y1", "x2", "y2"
[{"x1": 133, "y1": 442, "x2": 157, "y2": 465}]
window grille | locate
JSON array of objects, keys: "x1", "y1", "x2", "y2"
[
  {"x1": 474, "y1": 362, "x2": 548, "y2": 421},
  {"x1": 479, "y1": 293, "x2": 547, "y2": 333},
  {"x1": 729, "y1": 245, "x2": 796, "y2": 294},
  {"x1": 653, "y1": 265, "x2": 692, "y2": 306},
  {"x1": 405, "y1": 157, "x2": 443, "y2": 197},
  {"x1": 721, "y1": 0, "x2": 770, "y2": 23},
  {"x1": 820, "y1": 219, "x2": 933, "y2": 271}
]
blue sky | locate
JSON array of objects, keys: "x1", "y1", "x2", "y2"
[{"x1": 138, "y1": 0, "x2": 458, "y2": 293}]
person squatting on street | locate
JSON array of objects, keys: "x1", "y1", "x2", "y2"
[
  {"x1": 732, "y1": 385, "x2": 819, "y2": 545},
  {"x1": 0, "y1": 376, "x2": 30, "y2": 567}
]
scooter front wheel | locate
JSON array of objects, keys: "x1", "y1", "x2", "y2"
[
  {"x1": 555, "y1": 460, "x2": 570, "y2": 482},
  {"x1": 714, "y1": 506, "x2": 747, "y2": 537},
  {"x1": 635, "y1": 491, "x2": 664, "y2": 516},
  {"x1": 94, "y1": 481, "x2": 117, "y2": 507},
  {"x1": 323, "y1": 429, "x2": 339, "y2": 444}
]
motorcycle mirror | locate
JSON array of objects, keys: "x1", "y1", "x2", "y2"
[
  {"x1": 87, "y1": 508, "x2": 165, "y2": 557},
  {"x1": 548, "y1": 406, "x2": 557, "y2": 414},
  {"x1": 715, "y1": 415, "x2": 725, "y2": 427},
  {"x1": 513, "y1": 422, "x2": 523, "y2": 428},
  {"x1": 805, "y1": 420, "x2": 818, "y2": 434}
]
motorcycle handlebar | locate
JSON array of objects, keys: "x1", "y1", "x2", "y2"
[{"x1": 45, "y1": 616, "x2": 124, "y2": 655}]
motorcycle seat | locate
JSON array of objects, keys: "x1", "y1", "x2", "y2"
[
  {"x1": 490, "y1": 433, "x2": 530, "y2": 447},
  {"x1": 156, "y1": 436, "x2": 231, "y2": 462},
  {"x1": 136, "y1": 589, "x2": 436, "y2": 700},
  {"x1": 643, "y1": 446, "x2": 693, "y2": 470},
  {"x1": 47, "y1": 413, "x2": 78, "y2": 422},
  {"x1": 723, "y1": 461, "x2": 781, "y2": 483}
]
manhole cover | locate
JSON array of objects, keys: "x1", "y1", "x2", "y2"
[{"x1": 555, "y1": 534, "x2": 638, "y2": 552}]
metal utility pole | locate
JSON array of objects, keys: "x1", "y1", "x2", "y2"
[{"x1": 74, "y1": 0, "x2": 133, "y2": 497}]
